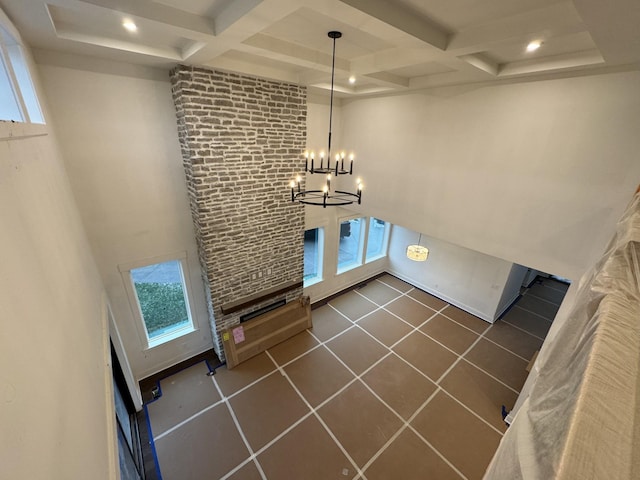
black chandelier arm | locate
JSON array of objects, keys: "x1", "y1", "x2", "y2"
[{"x1": 292, "y1": 188, "x2": 361, "y2": 208}]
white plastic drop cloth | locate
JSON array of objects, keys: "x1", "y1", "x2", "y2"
[{"x1": 485, "y1": 193, "x2": 640, "y2": 480}]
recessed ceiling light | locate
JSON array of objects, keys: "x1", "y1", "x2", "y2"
[
  {"x1": 122, "y1": 19, "x2": 137, "y2": 32},
  {"x1": 526, "y1": 41, "x2": 541, "y2": 52},
  {"x1": 348, "y1": 75, "x2": 356, "y2": 84}
]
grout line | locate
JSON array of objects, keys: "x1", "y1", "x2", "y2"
[
  {"x1": 491, "y1": 317, "x2": 548, "y2": 341},
  {"x1": 407, "y1": 424, "x2": 469, "y2": 480},
  {"x1": 264, "y1": 350, "x2": 364, "y2": 479},
  {"x1": 221, "y1": 369, "x2": 279, "y2": 403},
  {"x1": 512, "y1": 304, "x2": 555, "y2": 323},
  {"x1": 273, "y1": 336, "x2": 326, "y2": 368},
  {"x1": 365, "y1": 385, "x2": 467, "y2": 480},
  {"x1": 309, "y1": 328, "x2": 472, "y2": 479},
  {"x1": 373, "y1": 277, "x2": 412, "y2": 295},
  {"x1": 439, "y1": 389, "x2": 504, "y2": 436},
  {"x1": 501, "y1": 318, "x2": 546, "y2": 341},
  {"x1": 156, "y1": 293, "x2": 518, "y2": 458},
  {"x1": 459, "y1": 358, "x2": 521, "y2": 395},
  {"x1": 440, "y1": 304, "x2": 495, "y2": 335},
  {"x1": 535, "y1": 281, "x2": 569, "y2": 294},
  {"x1": 352, "y1": 287, "x2": 405, "y2": 309},
  {"x1": 413, "y1": 327, "x2": 470, "y2": 358},
  {"x1": 301, "y1": 334, "x2": 466, "y2": 479},
  {"x1": 153, "y1": 395, "x2": 225, "y2": 441},
  {"x1": 433, "y1": 307, "x2": 489, "y2": 337},
  {"x1": 479, "y1": 335, "x2": 532, "y2": 363},
  {"x1": 149, "y1": 283, "x2": 545, "y2": 479},
  {"x1": 523, "y1": 290, "x2": 563, "y2": 307},
  {"x1": 211, "y1": 375, "x2": 268, "y2": 480},
  {"x1": 385, "y1": 349, "x2": 517, "y2": 426},
  {"x1": 434, "y1": 323, "x2": 491, "y2": 385},
  {"x1": 361, "y1": 378, "x2": 473, "y2": 475},
  {"x1": 357, "y1": 387, "x2": 439, "y2": 475},
  {"x1": 324, "y1": 300, "x2": 406, "y2": 352},
  {"x1": 218, "y1": 411, "x2": 316, "y2": 480},
  {"x1": 218, "y1": 457, "x2": 255, "y2": 480}
]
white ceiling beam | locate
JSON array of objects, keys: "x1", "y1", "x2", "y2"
[
  {"x1": 363, "y1": 71, "x2": 409, "y2": 88},
  {"x1": 350, "y1": 47, "x2": 442, "y2": 75},
  {"x1": 447, "y1": 3, "x2": 584, "y2": 55},
  {"x1": 498, "y1": 49, "x2": 604, "y2": 76},
  {"x1": 573, "y1": 0, "x2": 640, "y2": 64},
  {"x1": 70, "y1": 0, "x2": 215, "y2": 36},
  {"x1": 184, "y1": 0, "x2": 302, "y2": 65},
  {"x1": 338, "y1": 0, "x2": 449, "y2": 50},
  {"x1": 213, "y1": 0, "x2": 263, "y2": 35},
  {"x1": 202, "y1": 56, "x2": 299, "y2": 84},
  {"x1": 458, "y1": 54, "x2": 499, "y2": 76},
  {"x1": 51, "y1": 21, "x2": 184, "y2": 60},
  {"x1": 240, "y1": 33, "x2": 349, "y2": 72}
]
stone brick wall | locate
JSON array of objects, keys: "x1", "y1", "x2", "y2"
[{"x1": 170, "y1": 65, "x2": 306, "y2": 359}]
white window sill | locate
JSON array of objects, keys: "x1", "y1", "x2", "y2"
[
  {"x1": 337, "y1": 263, "x2": 362, "y2": 275},
  {"x1": 0, "y1": 121, "x2": 47, "y2": 141},
  {"x1": 365, "y1": 254, "x2": 387, "y2": 264},
  {"x1": 304, "y1": 276, "x2": 323, "y2": 288},
  {"x1": 145, "y1": 325, "x2": 197, "y2": 350}
]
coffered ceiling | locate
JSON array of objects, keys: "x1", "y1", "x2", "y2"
[{"x1": 1, "y1": 0, "x2": 639, "y2": 96}]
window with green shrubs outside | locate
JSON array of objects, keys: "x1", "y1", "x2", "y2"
[{"x1": 129, "y1": 259, "x2": 194, "y2": 344}]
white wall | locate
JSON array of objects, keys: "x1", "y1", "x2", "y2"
[
  {"x1": 34, "y1": 50, "x2": 213, "y2": 380},
  {"x1": 0, "y1": 112, "x2": 115, "y2": 477},
  {"x1": 340, "y1": 71, "x2": 640, "y2": 281},
  {"x1": 388, "y1": 226, "x2": 522, "y2": 322}
]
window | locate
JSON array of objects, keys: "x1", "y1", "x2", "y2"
[
  {"x1": 6, "y1": 45, "x2": 44, "y2": 123},
  {"x1": 0, "y1": 52, "x2": 21, "y2": 121},
  {"x1": 365, "y1": 217, "x2": 390, "y2": 262},
  {"x1": 337, "y1": 217, "x2": 365, "y2": 273},
  {"x1": 304, "y1": 227, "x2": 324, "y2": 287},
  {"x1": 0, "y1": 22, "x2": 44, "y2": 123},
  {"x1": 120, "y1": 255, "x2": 196, "y2": 348}
]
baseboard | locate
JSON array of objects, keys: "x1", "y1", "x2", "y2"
[
  {"x1": 309, "y1": 271, "x2": 388, "y2": 309},
  {"x1": 386, "y1": 269, "x2": 494, "y2": 323},
  {"x1": 138, "y1": 349, "x2": 221, "y2": 404}
]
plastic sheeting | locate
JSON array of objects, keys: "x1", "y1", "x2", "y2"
[{"x1": 485, "y1": 193, "x2": 640, "y2": 480}]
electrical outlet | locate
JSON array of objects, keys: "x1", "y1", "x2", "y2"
[
  {"x1": 258, "y1": 271, "x2": 263, "y2": 278},
  {"x1": 266, "y1": 268, "x2": 272, "y2": 275}
]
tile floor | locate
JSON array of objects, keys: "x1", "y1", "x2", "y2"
[{"x1": 144, "y1": 274, "x2": 565, "y2": 480}]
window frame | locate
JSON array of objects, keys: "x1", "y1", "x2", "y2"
[
  {"x1": 0, "y1": 15, "x2": 44, "y2": 124},
  {"x1": 336, "y1": 215, "x2": 367, "y2": 274},
  {"x1": 119, "y1": 252, "x2": 198, "y2": 350},
  {"x1": 303, "y1": 226, "x2": 325, "y2": 287},
  {"x1": 365, "y1": 217, "x2": 391, "y2": 263}
]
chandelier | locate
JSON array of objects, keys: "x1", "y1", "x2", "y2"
[
  {"x1": 290, "y1": 31, "x2": 363, "y2": 207},
  {"x1": 407, "y1": 233, "x2": 429, "y2": 261}
]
